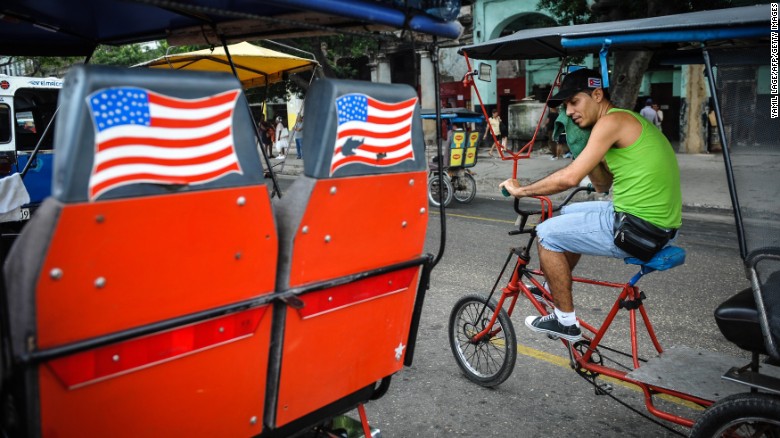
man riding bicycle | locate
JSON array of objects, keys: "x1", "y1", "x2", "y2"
[{"x1": 499, "y1": 68, "x2": 682, "y2": 342}]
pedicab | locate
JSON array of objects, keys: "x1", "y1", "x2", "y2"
[
  {"x1": 421, "y1": 108, "x2": 484, "y2": 206},
  {"x1": 0, "y1": 1, "x2": 461, "y2": 436},
  {"x1": 453, "y1": 4, "x2": 779, "y2": 436}
]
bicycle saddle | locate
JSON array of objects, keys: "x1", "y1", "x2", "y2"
[{"x1": 624, "y1": 245, "x2": 686, "y2": 271}]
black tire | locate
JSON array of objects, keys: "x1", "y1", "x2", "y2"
[
  {"x1": 452, "y1": 172, "x2": 477, "y2": 204},
  {"x1": 448, "y1": 294, "x2": 517, "y2": 387},
  {"x1": 690, "y1": 392, "x2": 780, "y2": 437},
  {"x1": 428, "y1": 173, "x2": 453, "y2": 207}
]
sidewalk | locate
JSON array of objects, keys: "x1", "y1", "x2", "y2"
[{"x1": 273, "y1": 148, "x2": 734, "y2": 212}]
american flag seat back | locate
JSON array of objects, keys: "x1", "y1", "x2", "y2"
[
  {"x1": 3, "y1": 65, "x2": 277, "y2": 436},
  {"x1": 269, "y1": 79, "x2": 429, "y2": 427}
]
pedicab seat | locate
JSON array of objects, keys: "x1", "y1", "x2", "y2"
[
  {"x1": 271, "y1": 78, "x2": 428, "y2": 428},
  {"x1": 3, "y1": 65, "x2": 277, "y2": 437},
  {"x1": 715, "y1": 252, "x2": 780, "y2": 360},
  {"x1": 623, "y1": 245, "x2": 686, "y2": 271}
]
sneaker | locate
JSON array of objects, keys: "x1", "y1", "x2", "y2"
[
  {"x1": 526, "y1": 286, "x2": 546, "y2": 304},
  {"x1": 563, "y1": 152, "x2": 572, "y2": 159},
  {"x1": 524, "y1": 313, "x2": 582, "y2": 342},
  {"x1": 275, "y1": 154, "x2": 285, "y2": 160}
]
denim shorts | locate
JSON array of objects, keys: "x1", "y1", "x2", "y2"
[{"x1": 535, "y1": 201, "x2": 633, "y2": 259}]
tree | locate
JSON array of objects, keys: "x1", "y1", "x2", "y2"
[{"x1": 536, "y1": 0, "x2": 736, "y2": 109}]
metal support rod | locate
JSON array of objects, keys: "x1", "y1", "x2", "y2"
[
  {"x1": 219, "y1": 35, "x2": 283, "y2": 198},
  {"x1": 431, "y1": 37, "x2": 447, "y2": 268},
  {"x1": 702, "y1": 47, "x2": 746, "y2": 259}
]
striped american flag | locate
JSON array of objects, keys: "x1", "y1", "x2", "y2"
[
  {"x1": 86, "y1": 87, "x2": 242, "y2": 200},
  {"x1": 330, "y1": 93, "x2": 418, "y2": 175}
]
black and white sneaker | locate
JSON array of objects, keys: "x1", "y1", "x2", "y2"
[
  {"x1": 527, "y1": 286, "x2": 546, "y2": 303},
  {"x1": 524, "y1": 313, "x2": 582, "y2": 342}
]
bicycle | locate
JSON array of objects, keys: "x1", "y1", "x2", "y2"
[
  {"x1": 427, "y1": 164, "x2": 477, "y2": 207},
  {"x1": 447, "y1": 186, "x2": 713, "y2": 430}
]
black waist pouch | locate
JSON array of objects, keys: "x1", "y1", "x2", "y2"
[{"x1": 613, "y1": 212, "x2": 675, "y2": 262}]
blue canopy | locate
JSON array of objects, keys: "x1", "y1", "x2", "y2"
[
  {"x1": 459, "y1": 5, "x2": 769, "y2": 61},
  {"x1": 0, "y1": 0, "x2": 463, "y2": 57}
]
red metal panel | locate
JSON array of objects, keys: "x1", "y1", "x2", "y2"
[
  {"x1": 35, "y1": 186, "x2": 277, "y2": 348},
  {"x1": 276, "y1": 269, "x2": 421, "y2": 426},
  {"x1": 39, "y1": 305, "x2": 272, "y2": 437},
  {"x1": 288, "y1": 171, "x2": 428, "y2": 286}
]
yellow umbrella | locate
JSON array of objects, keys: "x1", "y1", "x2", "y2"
[{"x1": 136, "y1": 41, "x2": 318, "y2": 88}]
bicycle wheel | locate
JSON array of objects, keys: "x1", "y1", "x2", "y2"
[
  {"x1": 690, "y1": 393, "x2": 780, "y2": 437},
  {"x1": 452, "y1": 172, "x2": 477, "y2": 204},
  {"x1": 448, "y1": 294, "x2": 517, "y2": 387},
  {"x1": 428, "y1": 173, "x2": 453, "y2": 207}
]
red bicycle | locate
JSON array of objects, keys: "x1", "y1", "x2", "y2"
[{"x1": 447, "y1": 187, "x2": 714, "y2": 430}]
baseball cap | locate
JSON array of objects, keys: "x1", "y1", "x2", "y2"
[{"x1": 548, "y1": 68, "x2": 603, "y2": 108}]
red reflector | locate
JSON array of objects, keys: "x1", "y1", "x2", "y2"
[
  {"x1": 298, "y1": 267, "x2": 417, "y2": 319},
  {"x1": 46, "y1": 306, "x2": 268, "y2": 389},
  {"x1": 0, "y1": 81, "x2": 9, "y2": 90}
]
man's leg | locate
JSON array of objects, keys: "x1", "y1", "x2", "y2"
[{"x1": 538, "y1": 246, "x2": 575, "y2": 312}]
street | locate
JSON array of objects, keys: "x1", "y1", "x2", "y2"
[{"x1": 361, "y1": 194, "x2": 748, "y2": 437}]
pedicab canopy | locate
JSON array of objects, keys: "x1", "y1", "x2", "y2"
[
  {"x1": 0, "y1": 0, "x2": 463, "y2": 57},
  {"x1": 135, "y1": 42, "x2": 319, "y2": 89},
  {"x1": 458, "y1": 4, "x2": 769, "y2": 61}
]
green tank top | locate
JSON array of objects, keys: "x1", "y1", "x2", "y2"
[{"x1": 605, "y1": 108, "x2": 682, "y2": 229}]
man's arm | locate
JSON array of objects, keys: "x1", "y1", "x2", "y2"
[
  {"x1": 500, "y1": 113, "x2": 625, "y2": 198},
  {"x1": 587, "y1": 160, "x2": 613, "y2": 192}
]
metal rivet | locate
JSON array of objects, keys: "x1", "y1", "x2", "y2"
[
  {"x1": 324, "y1": 235, "x2": 331, "y2": 243},
  {"x1": 328, "y1": 296, "x2": 333, "y2": 302},
  {"x1": 401, "y1": 221, "x2": 407, "y2": 228},
  {"x1": 219, "y1": 327, "x2": 225, "y2": 333},
  {"x1": 112, "y1": 354, "x2": 120, "y2": 362},
  {"x1": 95, "y1": 215, "x2": 104, "y2": 223},
  {"x1": 50, "y1": 268, "x2": 63, "y2": 280},
  {"x1": 420, "y1": 208, "x2": 426, "y2": 214},
  {"x1": 409, "y1": 179, "x2": 415, "y2": 186},
  {"x1": 302, "y1": 225, "x2": 309, "y2": 234},
  {"x1": 95, "y1": 277, "x2": 106, "y2": 288},
  {"x1": 237, "y1": 196, "x2": 246, "y2": 206},
  {"x1": 250, "y1": 416, "x2": 257, "y2": 425},
  {"x1": 330, "y1": 186, "x2": 337, "y2": 195},
  {"x1": 235, "y1": 252, "x2": 242, "y2": 260}
]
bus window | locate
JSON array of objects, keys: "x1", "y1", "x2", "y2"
[
  {"x1": 0, "y1": 105, "x2": 10, "y2": 143},
  {"x1": 14, "y1": 88, "x2": 57, "y2": 151}
]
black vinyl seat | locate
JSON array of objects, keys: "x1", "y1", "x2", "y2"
[{"x1": 715, "y1": 287, "x2": 767, "y2": 354}]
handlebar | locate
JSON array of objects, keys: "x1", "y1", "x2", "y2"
[{"x1": 508, "y1": 185, "x2": 595, "y2": 235}]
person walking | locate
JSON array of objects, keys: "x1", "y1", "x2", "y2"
[
  {"x1": 483, "y1": 108, "x2": 502, "y2": 158},
  {"x1": 274, "y1": 115, "x2": 289, "y2": 160},
  {"x1": 639, "y1": 98, "x2": 658, "y2": 126},
  {"x1": 293, "y1": 113, "x2": 304, "y2": 159},
  {"x1": 652, "y1": 103, "x2": 664, "y2": 133}
]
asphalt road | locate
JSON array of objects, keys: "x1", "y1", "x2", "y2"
[{"x1": 358, "y1": 194, "x2": 748, "y2": 438}]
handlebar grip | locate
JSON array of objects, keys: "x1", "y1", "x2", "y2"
[{"x1": 501, "y1": 186, "x2": 511, "y2": 197}]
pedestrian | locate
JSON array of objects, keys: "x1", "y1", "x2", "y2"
[
  {"x1": 639, "y1": 98, "x2": 658, "y2": 126},
  {"x1": 483, "y1": 108, "x2": 502, "y2": 158},
  {"x1": 258, "y1": 120, "x2": 273, "y2": 158},
  {"x1": 293, "y1": 113, "x2": 304, "y2": 159},
  {"x1": 652, "y1": 103, "x2": 664, "y2": 132},
  {"x1": 274, "y1": 115, "x2": 289, "y2": 160},
  {"x1": 499, "y1": 68, "x2": 681, "y2": 342}
]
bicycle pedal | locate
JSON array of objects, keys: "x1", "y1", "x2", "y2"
[{"x1": 595, "y1": 382, "x2": 613, "y2": 395}]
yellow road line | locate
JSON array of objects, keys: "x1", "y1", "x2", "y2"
[
  {"x1": 516, "y1": 343, "x2": 704, "y2": 411},
  {"x1": 430, "y1": 210, "x2": 523, "y2": 225}
]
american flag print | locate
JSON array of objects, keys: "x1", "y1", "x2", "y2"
[
  {"x1": 330, "y1": 93, "x2": 418, "y2": 175},
  {"x1": 86, "y1": 87, "x2": 243, "y2": 200}
]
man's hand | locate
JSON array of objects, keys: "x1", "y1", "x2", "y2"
[{"x1": 499, "y1": 178, "x2": 522, "y2": 198}]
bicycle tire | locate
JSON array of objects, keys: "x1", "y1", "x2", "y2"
[
  {"x1": 428, "y1": 173, "x2": 453, "y2": 207},
  {"x1": 690, "y1": 392, "x2": 780, "y2": 437},
  {"x1": 448, "y1": 294, "x2": 517, "y2": 387},
  {"x1": 452, "y1": 172, "x2": 477, "y2": 204}
]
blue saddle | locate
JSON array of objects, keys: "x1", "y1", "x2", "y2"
[{"x1": 624, "y1": 246, "x2": 686, "y2": 271}]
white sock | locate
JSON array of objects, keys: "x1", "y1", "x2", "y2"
[{"x1": 554, "y1": 308, "x2": 577, "y2": 327}]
